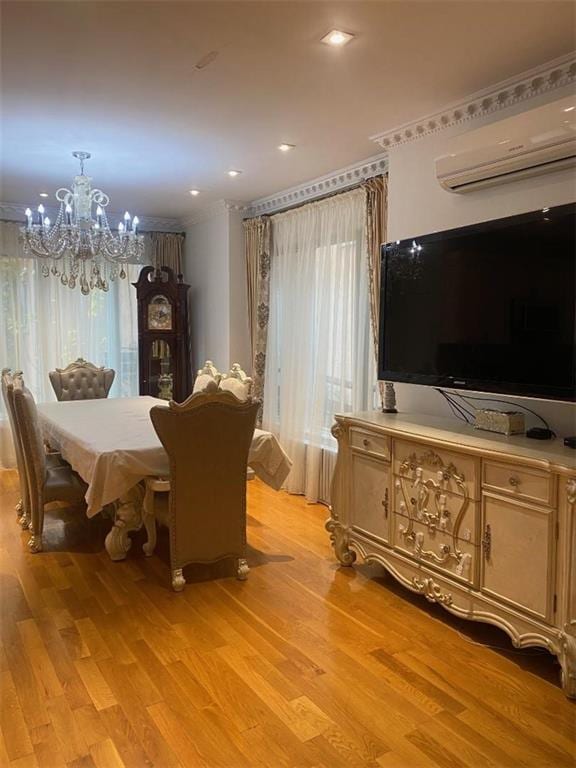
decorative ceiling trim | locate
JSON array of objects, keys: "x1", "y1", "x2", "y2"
[
  {"x1": 180, "y1": 199, "x2": 249, "y2": 228},
  {"x1": 245, "y1": 152, "x2": 388, "y2": 218},
  {"x1": 0, "y1": 201, "x2": 183, "y2": 232},
  {"x1": 370, "y1": 52, "x2": 576, "y2": 151}
]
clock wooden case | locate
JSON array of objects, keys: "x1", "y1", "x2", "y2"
[{"x1": 134, "y1": 265, "x2": 191, "y2": 402}]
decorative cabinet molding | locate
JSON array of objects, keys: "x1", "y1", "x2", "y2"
[{"x1": 326, "y1": 412, "x2": 576, "y2": 697}]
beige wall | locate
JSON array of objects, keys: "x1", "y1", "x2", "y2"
[{"x1": 183, "y1": 203, "x2": 250, "y2": 376}]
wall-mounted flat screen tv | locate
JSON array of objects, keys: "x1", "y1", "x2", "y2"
[{"x1": 379, "y1": 203, "x2": 576, "y2": 401}]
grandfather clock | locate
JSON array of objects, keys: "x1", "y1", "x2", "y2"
[{"x1": 134, "y1": 266, "x2": 191, "y2": 402}]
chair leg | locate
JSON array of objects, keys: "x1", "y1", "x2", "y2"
[
  {"x1": 171, "y1": 568, "x2": 185, "y2": 592},
  {"x1": 27, "y1": 492, "x2": 44, "y2": 553},
  {"x1": 237, "y1": 558, "x2": 249, "y2": 580},
  {"x1": 19, "y1": 508, "x2": 31, "y2": 530}
]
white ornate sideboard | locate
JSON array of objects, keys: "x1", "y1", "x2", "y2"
[{"x1": 326, "y1": 411, "x2": 576, "y2": 697}]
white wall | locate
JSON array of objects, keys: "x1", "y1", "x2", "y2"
[
  {"x1": 386, "y1": 101, "x2": 576, "y2": 437},
  {"x1": 183, "y1": 207, "x2": 230, "y2": 372},
  {"x1": 228, "y1": 209, "x2": 251, "y2": 369},
  {"x1": 183, "y1": 203, "x2": 250, "y2": 375}
]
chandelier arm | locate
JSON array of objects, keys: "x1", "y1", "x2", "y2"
[
  {"x1": 91, "y1": 189, "x2": 110, "y2": 208},
  {"x1": 55, "y1": 188, "x2": 74, "y2": 205}
]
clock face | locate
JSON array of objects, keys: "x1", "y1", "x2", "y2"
[{"x1": 147, "y1": 295, "x2": 173, "y2": 330}]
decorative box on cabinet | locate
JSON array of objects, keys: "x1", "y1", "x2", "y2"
[{"x1": 326, "y1": 412, "x2": 576, "y2": 697}]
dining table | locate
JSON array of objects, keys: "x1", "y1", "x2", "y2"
[{"x1": 37, "y1": 396, "x2": 292, "y2": 561}]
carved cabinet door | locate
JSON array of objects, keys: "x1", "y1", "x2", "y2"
[
  {"x1": 481, "y1": 493, "x2": 555, "y2": 622},
  {"x1": 350, "y1": 453, "x2": 391, "y2": 545}
]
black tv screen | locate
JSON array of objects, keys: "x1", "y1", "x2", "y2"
[{"x1": 379, "y1": 203, "x2": 576, "y2": 401}]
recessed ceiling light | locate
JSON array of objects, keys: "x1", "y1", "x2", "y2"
[
  {"x1": 321, "y1": 29, "x2": 354, "y2": 47},
  {"x1": 563, "y1": 106, "x2": 575, "y2": 112},
  {"x1": 278, "y1": 143, "x2": 295, "y2": 152},
  {"x1": 227, "y1": 169, "x2": 242, "y2": 177},
  {"x1": 189, "y1": 189, "x2": 200, "y2": 196},
  {"x1": 39, "y1": 192, "x2": 49, "y2": 198}
]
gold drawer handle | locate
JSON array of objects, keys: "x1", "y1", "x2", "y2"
[
  {"x1": 363, "y1": 438, "x2": 370, "y2": 447},
  {"x1": 482, "y1": 524, "x2": 491, "y2": 560},
  {"x1": 509, "y1": 476, "x2": 521, "y2": 487},
  {"x1": 381, "y1": 488, "x2": 389, "y2": 518}
]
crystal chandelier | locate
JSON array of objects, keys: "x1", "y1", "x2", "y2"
[{"x1": 21, "y1": 151, "x2": 144, "y2": 294}]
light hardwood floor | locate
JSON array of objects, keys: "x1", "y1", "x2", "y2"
[{"x1": 0, "y1": 469, "x2": 574, "y2": 768}]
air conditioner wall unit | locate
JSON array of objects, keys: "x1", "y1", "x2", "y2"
[{"x1": 436, "y1": 96, "x2": 576, "y2": 193}]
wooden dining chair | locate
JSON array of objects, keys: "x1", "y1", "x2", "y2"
[
  {"x1": 1, "y1": 368, "x2": 31, "y2": 528},
  {"x1": 1, "y1": 368, "x2": 67, "y2": 531},
  {"x1": 49, "y1": 358, "x2": 115, "y2": 401},
  {"x1": 12, "y1": 375, "x2": 88, "y2": 552},
  {"x1": 149, "y1": 390, "x2": 259, "y2": 591}
]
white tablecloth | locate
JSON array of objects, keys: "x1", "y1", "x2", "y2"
[{"x1": 37, "y1": 396, "x2": 292, "y2": 517}]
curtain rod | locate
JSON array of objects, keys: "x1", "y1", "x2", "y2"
[{"x1": 246, "y1": 172, "x2": 385, "y2": 220}]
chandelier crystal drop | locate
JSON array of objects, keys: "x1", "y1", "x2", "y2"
[{"x1": 21, "y1": 151, "x2": 144, "y2": 294}]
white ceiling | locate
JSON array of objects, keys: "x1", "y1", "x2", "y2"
[{"x1": 1, "y1": 1, "x2": 574, "y2": 219}]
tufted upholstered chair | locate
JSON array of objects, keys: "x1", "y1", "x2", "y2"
[
  {"x1": 1, "y1": 369, "x2": 65, "y2": 531},
  {"x1": 12, "y1": 374, "x2": 87, "y2": 552},
  {"x1": 148, "y1": 390, "x2": 259, "y2": 591},
  {"x1": 49, "y1": 358, "x2": 115, "y2": 401}
]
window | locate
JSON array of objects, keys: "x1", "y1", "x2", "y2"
[
  {"x1": 263, "y1": 188, "x2": 375, "y2": 502},
  {"x1": 0, "y1": 221, "x2": 140, "y2": 467}
]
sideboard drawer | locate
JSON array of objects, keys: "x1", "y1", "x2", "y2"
[
  {"x1": 392, "y1": 513, "x2": 477, "y2": 585},
  {"x1": 393, "y1": 479, "x2": 478, "y2": 544},
  {"x1": 483, "y1": 461, "x2": 554, "y2": 507},
  {"x1": 393, "y1": 439, "x2": 479, "y2": 500},
  {"x1": 350, "y1": 428, "x2": 390, "y2": 461}
]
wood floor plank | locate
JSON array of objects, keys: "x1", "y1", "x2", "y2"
[
  {"x1": 0, "y1": 650, "x2": 34, "y2": 762},
  {"x1": 16, "y1": 618, "x2": 63, "y2": 699},
  {"x1": 0, "y1": 469, "x2": 573, "y2": 768},
  {"x1": 73, "y1": 659, "x2": 118, "y2": 712},
  {"x1": 89, "y1": 738, "x2": 126, "y2": 768}
]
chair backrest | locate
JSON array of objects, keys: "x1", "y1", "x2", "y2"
[
  {"x1": 1, "y1": 368, "x2": 30, "y2": 514},
  {"x1": 150, "y1": 391, "x2": 259, "y2": 569},
  {"x1": 12, "y1": 375, "x2": 47, "y2": 504},
  {"x1": 49, "y1": 358, "x2": 115, "y2": 401},
  {"x1": 192, "y1": 360, "x2": 222, "y2": 394},
  {"x1": 219, "y1": 363, "x2": 253, "y2": 401}
]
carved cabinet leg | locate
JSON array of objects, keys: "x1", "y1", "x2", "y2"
[
  {"x1": 558, "y1": 632, "x2": 576, "y2": 699},
  {"x1": 237, "y1": 558, "x2": 249, "y2": 580},
  {"x1": 105, "y1": 484, "x2": 144, "y2": 561},
  {"x1": 171, "y1": 568, "x2": 186, "y2": 592},
  {"x1": 325, "y1": 518, "x2": 356, "y2": 566}
]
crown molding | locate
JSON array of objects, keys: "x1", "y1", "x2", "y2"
[
  {"x1": 0, "y1": 201, "x2": 183, "y2": 232},
  {"x1": 371, "y1": 52, "x2": 576, "y2": 151},
  {"x1": 180, "y1": 199, "x2": 249, "y2": 228},
  {"x1": 245, "y1": 153, "x2": 388, "y2": 218}
]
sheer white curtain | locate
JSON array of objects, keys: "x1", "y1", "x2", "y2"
[
  {"x1": 0, "y1": 220, "x2": 140, "y2": 468},
  {"x1": 263, "y1": 188, "x2": 375, "y2": 503}
]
